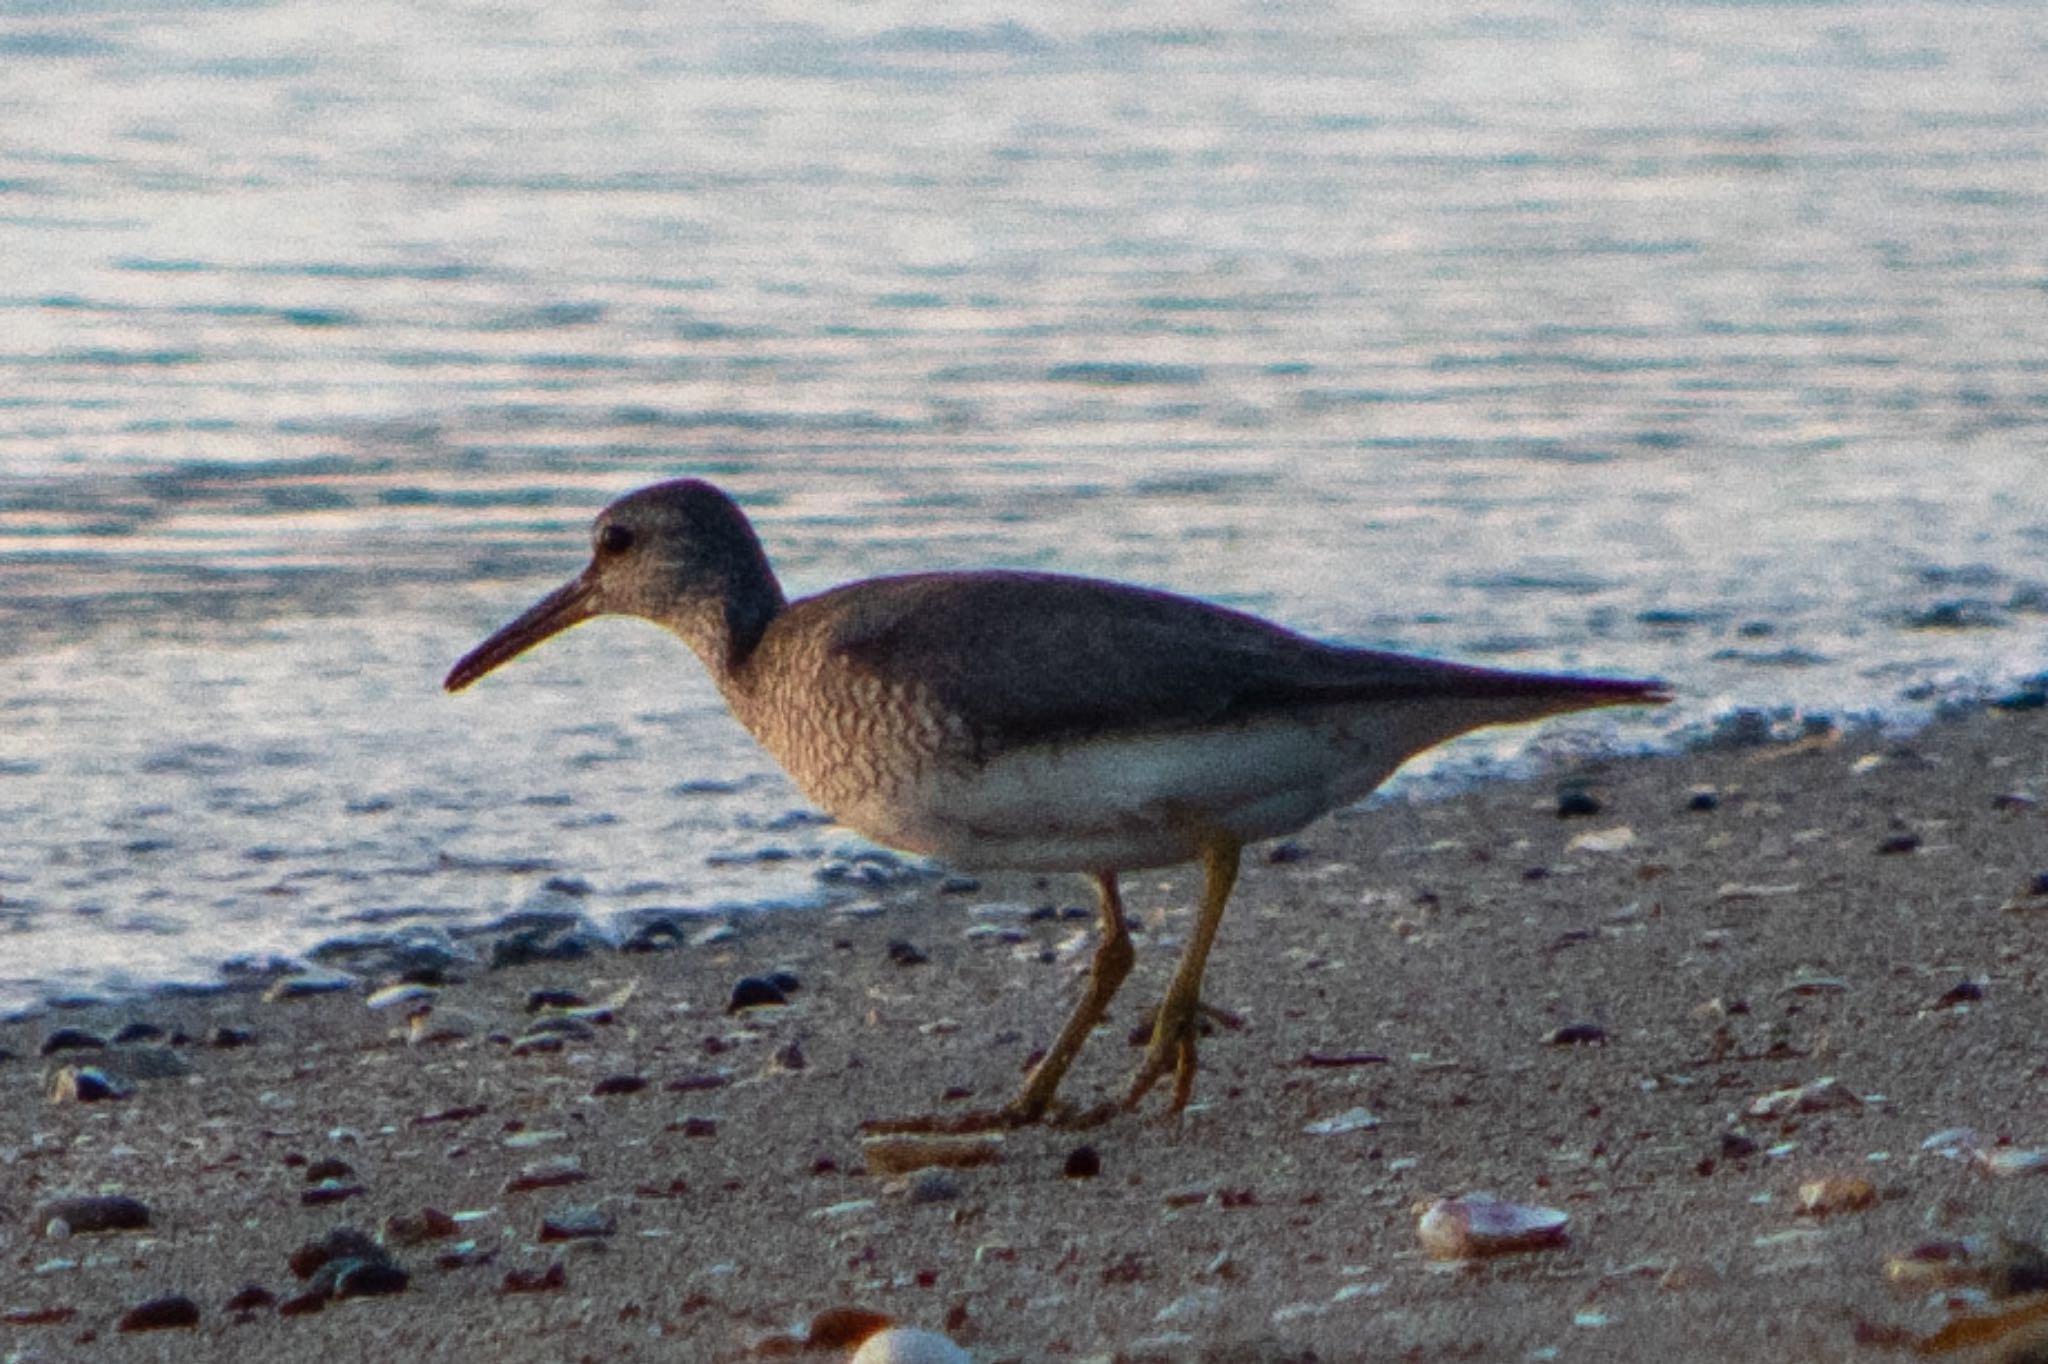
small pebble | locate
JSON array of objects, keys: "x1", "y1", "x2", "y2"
[
  {"x1": 305, "y1": 1156, "x2": 354, "y2": 1182},
  {"x1": 224, "y1": 1284, "x2": 276, "y2": 1312},
  {"x1": 209, "y1": 1025, "x2": 257, "y2": 1048},
  {"x1": 591, "y1": 1073, "x2": 649, "y2": 1097},
  {"x1": 504, "y1": 1157, "x2": 589, "y2": 1193},
  {"x1": 1542, "y1": 1022, "x2": 1608, "y2": 1047},
  {"x1": 887, "y1": 939, "x2": 931, "y2": 966},
  {"x1": 288, "y1": 1227, "x2": 385, "y2": 1279},
  {"x1": 1796, "y1": 1175, "x2": 1878, "y2": 1215},
  {"x1": 1876, "y1": 832, "x2": 1921, "y2": 855},
  {"x1": 539, "y1": 1205, "x2": 617, "y2": 1241},
  {"x1": 502, "y1": 1263, "x2": 568, "y2": 1294},
  {"x1": 327, "y1": 1259, "x2": 409, "y2": 1299},
  {"x1": 1556, "y1": 789, "x2": 1602, "y2": 818},
  {"x1": 1416, "y1": 1194, "x2": 1569, "y2": 1260},
  {"x1": 117, "y1": 1294, "x2": 201, "y2": 1332},
  {"x1": 1063, "y1": 1145, "x2": 1102, "y2": 1179},
  {"x1": 807, "y1": 1306, "x2": 896, "y2": 1349},
  {"x1": 850, "y1": 1327, "x2": 972, "y2": 1364},
  {"x1": 34, "y1": 1194, "x2": 151, "y2": 1236},
  {"x1": 111, "y1": 1021, "x2": 164, "y2": 1043},
  {"x1": 1685, "y1": 786, "x2": 1720, "y2": 812},
  {"x1": 526, "y1": 988, "x2": 587, "y2": 1012},
  {"x1": 1746, "y1": 1077, "x2": 1861, "y2": 1120},
  {"x1": 48, "y1": 1065, "x2": 127, "y2": 1103},
  {"x1": 1304, "y1": 1107, "x2": 1379, "y2": 1136},
  {"x1": 906, "y1": 1170, "x2": 962, "y2": 1204},
  {"x1": 1935, "y1": 978, "x2": 1986, "y2": 1008},
  {"x1": 383, "y1": 1207, "x2": 459, "y2": 1245},
  {"x1": 38, "y1": 1026, "x2": 106, "y2": 1055},
  {"x1": 726, "y1": 975, "x2": 790, "y2": 1013}
]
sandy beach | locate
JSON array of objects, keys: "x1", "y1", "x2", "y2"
[{"x1": 7, "y1": 703, "x2": 2048, "y2": 1363}]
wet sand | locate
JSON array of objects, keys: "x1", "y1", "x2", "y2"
[{"x1": 6, "y1": 705, "x2": 2048, "y2": 1363}]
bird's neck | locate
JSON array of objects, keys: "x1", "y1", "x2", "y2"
[{"x1": 663, "y1": 565, "x2": 786, "y2": 691}]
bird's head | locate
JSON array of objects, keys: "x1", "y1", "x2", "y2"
[{"x1": 444, "y1": 479, "x2": 784, "y2": 693}]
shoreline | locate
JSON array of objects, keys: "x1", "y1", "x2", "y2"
[{"x1": 6, "y1": 703, "x2": 2048, "y2": 1361}]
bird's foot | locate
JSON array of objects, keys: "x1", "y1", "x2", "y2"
[{"x1": 1124, "y1": 997, "x2": 1207, "y2": 1114}]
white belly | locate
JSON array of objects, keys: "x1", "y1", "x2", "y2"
[{"x1": 833, "y1": 713, "x2": 1403, "y2": 873}]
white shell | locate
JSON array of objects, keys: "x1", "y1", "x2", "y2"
[{"x1": 849, "y1": 1328, "x2": 971, "y2": 1364}]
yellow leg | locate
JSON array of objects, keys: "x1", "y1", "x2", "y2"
[
  {"x1": 1004, "y1": 871, "x2": 1134, "y2": 1122},
  {"x1": 1126, "y1": 836, "x2": 1242, "y2": 1114}
]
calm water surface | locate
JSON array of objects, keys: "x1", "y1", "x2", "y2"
[{"x1": 2, "y1": 0, "x2": 2044, "y2": 1010}]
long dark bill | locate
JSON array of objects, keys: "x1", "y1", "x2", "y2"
[{"x1": 444, "y1": 569, "x2": 600, "y2": 693}]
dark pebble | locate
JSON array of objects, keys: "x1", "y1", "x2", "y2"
[
  {"x1": 301, "y1": 1181, "x2": 366, "y2": 1206},
  {"x1": 1265, "y1": 840, "x2": 1311, "y2": 864},
  {"x1": 52, "y1": 1064, "x2": 127, "y2": 1102},
  {"x1": 1877, "y1": 833, "x2": 1922, "y2": 855},
  {"x1": 1543, "y1": 1022, "x2": 1609, "y2": 1047},
  {"x1": 1296, "y1": 1050, "x2": 1389, "y2": 1069},
  {"x1": 939, "y1": 875, "x2": 982, "y2": 894},
  {"x1": 288, "y1": 1227, "x2": 385, "y2": 1280},
  {"x1": 677, "y1": 1116, "x2": 718, "y2": 1138},
  {"x1": 489, "y1": 927, "x2": 598, "y2": 970},
  {"x1": 330, "y1": 1260, "x2": 409, "y2": 1299},
  {"x1": 1063, "y1": 1145, "x2": 1103, "y2": 1179},
  {"x1": 383, "y1": 1207, "x2": 459, "y2": 1245},
  {"x1": 39, "y1": 1027, "x2": 106, "y2": 1056},
  {"x1": 35, "y1": 1193, "x2": 151, "y2": 1235},
  {"x1": 1936, "y1": 979, "x2": 1986, "y2": 1007},
  {"x1": 726, "y1": 975, "x2": 790, "y2": 1013},
  {"x1": 2031, "y1": 870, "x2": 2048, "y2": 896},
  {"x1": 887, "y1": 939, "x2": 930, "y2": 966},
  {"x1": 278, "y1": 1291, "x2": 327, "y2": 1316},
  {"x1": 118, "y1": 1295, "x2": 200, "y2": 1332},
  {"x1": 209, "y1": 1026, "x2": 256, "y2": 1048},
  {"x1": 1556, "y1": 789, "x2": 1602, "y2": 818},
  {"x1": 526, "y1": 988, "x2": 587, "y2": 1012},
  {"x1": 591, "y1": 1073, "x2": 649, "y2": 1097},
  {"x1": 502, "y1": 1263, "x2": 568, "y2": 1294},
  {"x1": 414, "y1": 1102, "x2": 488, "y2": 1126},
  {"x1": 1993, "y1": 791, "x2": 2040, "y2": 812},
  {"x1": 621, "y1": 920, "x2": 684, "y2": 953},
  {"x1": 538, "y1": 1206, "x2": 617, "y2": 1241},
  {"x1": 766, "y1": 969, "x2": 802, "y2": 994},
  {"x1": 112, "y1": 1021, "x2": 165, "y2": 1043},
  {"x1": 224, "y1": 1284, "x2": 275, "y2": 1313},
  {"x1": 774, "y1": 1040, "x2": 806, "y2": 1071},
  {"x1": 1720, "y1": 1130, "x2": 1761, "y2": 1159},
  {"x1": 1686, "y1": 787, "x2": 1720, "y2": 812},
  {"x1": 808, "y1": 1307, "x2": 895, "y2": 1349},
  {"x1": 666, "y1": 1071, "x2": 734, "y2": 1094},
  {"x1": 305, "y1": 1156, "x2": 354, "y2": 1182}
]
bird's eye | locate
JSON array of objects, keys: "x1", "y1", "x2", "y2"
[{"x1": 596, "y1": 523, "x2": 635, "y2": 556}]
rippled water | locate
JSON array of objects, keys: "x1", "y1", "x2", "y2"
[{"x1": 2, "y1": 0, "x2": 2044, "y2": 1010}]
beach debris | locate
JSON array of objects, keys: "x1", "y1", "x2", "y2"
[
  {"x1": 538, "y1": 1205, "x2": 617, "y2": 1241},
  {"x1": 34, "y1": 1193, "x2": 151, "y2": 1237},
  {"x1": 1745, "y1": 1076, "x2": 1861, "y2": 1121},
  {"x1": 862, "y1": 1134, "x2": 1004, "y2": 1176},
  {"x1": 38, "y1": 1026, "x2": 106, "y2": 1055},
  {"x1": 48, "y1": 1065, "x2": 128, "y2": 1103},
  {"x1": 1063, "y1": 1145, "x2": 1102, "y2": 1179},
  {"x1": 1304, "y1": 1106, "x2": 1379, "y2": 1136},
  {"x1": 1795, "y1": 1175, "x2": 1877, "y2": 1215},
  {"x1": 1885, "y1": 1235, "x2": 2048, "y2": 1297},
  {"x1": 1416, "y1": 1193, "x2": 1569, "y2": 1261},
  {"x1": 1543, "y1": 1022, "x2": 1608, "y2": 1047},
  {"x1": 1974, "y1": 1148, "x2": 2048, "y2": 1179},
  {"x1": 728, "y1": 975, "x2": 791, "y2": 1012},
  {"x1": 117, "y1": 1294, "x2": 200, "y2": 1332}
]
